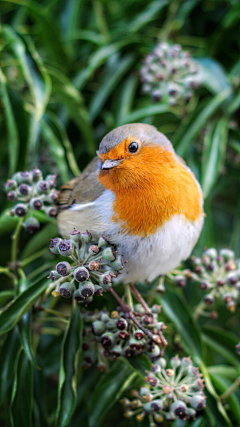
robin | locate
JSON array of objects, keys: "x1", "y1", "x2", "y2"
[{"x1": 57, "y1": 123, "x2": 204, "y2": 284}]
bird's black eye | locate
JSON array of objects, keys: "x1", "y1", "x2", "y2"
[{"x1": 128, "y1": 142, "x2": 139, "y2": 153}]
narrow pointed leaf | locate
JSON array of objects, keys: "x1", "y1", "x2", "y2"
[
  {"x1": 10, "y1": 349, "x2": 33, "y2": 427},
  {"x1": 18, "y1": 311, "x2": 40, "y2": 369},
  {"x1": 89, "y1": 360, "x2": 137, "y2": 427},
  {"x1": 0, "y1": 280, "x2": 49, "y2": 336},
  {"x1": 55, "y1": 304, "x2": 82, "y2": 427},
  {"x1": 0, "y1": 327, "x2": 21, "y2": 405}
]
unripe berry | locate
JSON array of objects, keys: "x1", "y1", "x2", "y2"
[
  {"x1": 49, "y1": 237, "x2": 62, "y2": 254},
  {"x1": 59, "y1": 282, "x2": 75, "y2": 298},
  {"x1": 94, "y1": 284, "x2": 103, "y2": 295},
  {"x1": 203, "y1": 248, "x2": 218, "y2": 260},
  {"x1": 174, "y1": 275, "x2": 186, "y2": 287},
  {"x1": 5, "y1": 179, "x2": 17, "y2": 191},
  {"x1": 14, "y1": 203, "x2": 28, "y2": 217},
  {"x1": 110, "y1": 254, "x2": 124, "y2": 271},
  {"x1": 31, "y1": 168, "x2": 42, "y2": 182},
  {"x1": 171, "y1": 400, "x2": 187, "y2": 418},
  {"x1": 92, "y1": 320, "x2": 106, "y2": 336},
  {"x1": 74, "y1": 267, "x2": 89, "y2": 282},
  {"x1": 7, "y1": 191, "x2": 17, "y2": 201},
  {"x1": 56, "y1": 261, "x2": 71, "y2": 276},
  {"x1": 98, "y1": 236, "x2": 109, "y2": 248},
  {"x1": 111, "y1": 345, "x2": 122, "y2": 358},
  {"x1": 81, "y1": 231, "x2": 92, "y2": 243},
  {"x1": 18, "y1": 171, "x2": 32, "y2": 184},
  {"x1": 151, "y1": 399, "x2": 163, "y2": 412},
  {"x1": 134, "y1": 329, "x2": 144, "y2": 340},
  {"x1": 116, "y1": 318, "x2": 128, "y2": 330},
  {"x1": 190, "y1": 394, "x2": 206, "y2": 410},
  {"x1": 58, "y1": 240, "x2": 74, "y2": 257},
  {"x1": 49, "y1": 270, "x2": 60, "y2": 281},
  {"x1": 36, "y1": 180, "x2": 50, "y2": 194},
  {"x1": 70, "y1": 229, "x2": 81, "y2": 243},
  {"x1": 45, "y1": 207, "x2": 57, "y2": 217},
  {"x1": 101, "y1": 247, "x2": 116, "y2": 261},
  {"x1": 204, "y1": 294, "x2": 214, "y2": 305},
  {"x1": 170, "y1": 355, "x2": 181, "y2": 369},
  {"x1": 30, "y1": 197, "x2": 43, "y2": 210},
  {"x1": 79, "y1": 282, "x2": 95, "y2": 298},
  {"x1": 24, "y1": 217, "x2": 40, "y2": 233},
  {"x1": 101, "y1": 332, "x2": 114, "y2": 348},
  {"x1": 19, "y1": 184, "x2": 30, "y2": 196},
  {"x1": 74, "y1": 288, "x2": 85, "y2": 302},
  {"x1": 227, "y1": 271, "x2": 238, "y2": 286},
  {"x1": 220, "y1": 248, "x2": 235, "y2": 261},
  {"x1": 89, "y1": 245, "x2": 99, "y2": 255}
]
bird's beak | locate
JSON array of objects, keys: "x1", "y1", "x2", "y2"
[{"x1": 101, "y1": 159, "x2": 123, "y2": 170}]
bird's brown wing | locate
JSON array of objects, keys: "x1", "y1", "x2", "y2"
[
  {"x1": 57, "y1": 157, "x2": 109, "y2": 239},
  {"x1": 57, "y1": 157, "x2": 105, "y2": 210}
]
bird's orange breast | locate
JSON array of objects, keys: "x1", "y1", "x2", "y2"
[{"x1": 98, "y1": 144, "x2": 203, "y2": 236}]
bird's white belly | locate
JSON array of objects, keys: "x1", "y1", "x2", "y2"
[
  {"x1": 114, "y1": 214, "x2": 203, "y2": 284},
  {"x1": 93, "y1": 190, "x2": 204, "y2": 283}
]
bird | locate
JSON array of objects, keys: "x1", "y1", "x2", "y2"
[{"x1": 57, "y1": 123, "x2": 204, "y2": 284}]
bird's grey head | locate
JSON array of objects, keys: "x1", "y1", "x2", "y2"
[{"x1": 98, "y1": 123, "x2": 174, "y2": 154}]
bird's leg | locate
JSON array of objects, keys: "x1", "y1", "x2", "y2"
[
  {"x1": 129, "y1": 283, "x2": 152, "y2": 314},
  {"x1": 110, "y1": 287, "x2": 166, "y2": 351}
]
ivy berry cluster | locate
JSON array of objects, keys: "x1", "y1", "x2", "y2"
[
  {"x1": 140, "y1": 42, "x2": 201, "y2": 106},
  {"x1": 122, "y1": 356, "x2": 206, "y2": 425},
  {"x1": 5, "y1": 168, "x2": 58, "y2": 233},
  {"x1": 189, "y1": 248, "x2": 240, "y2": 312},
  {"x1": 48, "y1": 230, "x2": 125, "y2": 304}
]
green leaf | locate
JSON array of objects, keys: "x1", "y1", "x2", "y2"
[
  {"x1": 89, "y1": 360, "x2": 137, "y2": 427},
  {"x1": 197, "y1": 58, "x2": 231, "y2": 96},
  {"x1": 0, "y1": 70, "x2": 20, "y2": 175},
  {"x1": 0, "y1": 327, "x2": 21, "y2": 405},
  {"x1": 201, "y1": 118, "x2": 229, "y2": 199},
  {"x1": 202, "y1": 326, "x2": 240, "y2": 367},
  {"x1": 0, "y1": 290, "x2": 15, "y2": 307},
  {"x1": 129, "y1": 0, "x2": 168, "y2": 33},
  {"x1": 208, "y1": 365, "x2": 240, "y2": 381},
  {"x1": 116, "y1": 74, "x2": 138, "y2": 125},
  {"x1": 124, "y1": 354, "x2": 152, "y2": 377},
  {"x1": 2, "y1": 25, "x2": 51, "y2": 120},
  {"x1": 74, "y1": 40, "x2": 133, "y2": 90},
  {"x1": 119, "y1": 104, "x2": 171, "y2": 125},
  {"x1": 175, "y1": 88, "x2": 232, "y2": 157},
  {"x1": 55, "y1": 304, "x2": 82, "y2": 427},
  {"x1": 20, "y1": 222, "x2": 58, "y2": 260},
  {"x1": 40, "y1": 118, "x2": 69, "y2": 183},
  {"x1": 18, "y1": 311, "x2": 40, "y2": 369},
  {"x1": 0, "y1": 209, "x2": 18, "y2": 237},
  {"x1": 10, "y1": 349, "x2": 33, "y2": 427},
  {"x1": 158, "y1": 287, "x2": 203, "y2": 358},
  {"x1": 210, "y1": 373, "x2": 240, "y2": 426},
  {"x1": 89, "y1": 54, "x2": 135, "y2": 121},
  {"x1": 47, "y1": 66, "x2": 95, "y2": 156},
  {"x1": 0, "y1": 279, "x2": 49, "y2": 336}
]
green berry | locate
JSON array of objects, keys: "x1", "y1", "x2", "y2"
[
  {"x1": 36, "y1": 180, "x2": 50, "y2": 194},
  {"x1": 92, "y1": 320, "x2": 106, "y2": 336},
  {"x1": 98, "y1": 236, "x2": 109, "y2": 248},
  {"x1": 190, "y1": 394, "x2": 206, "y2": 410},
  {"x1": 18, "y1": 171, "x2": 32, "y2": 184},
  {"x1": 170, "y1": 355, "x2": 181, "y2": 369},
  {"x1": 70, "y1": 229, "x2": 81, "y2": 243},
  {"x1": 58, "y1": 240, "x2": 74, "y2": 257},
  {"x1": 24, "y1": 217, "x2": 40, "y2": 233},
  {"x1": 19, "y1": 184, "x2": 30, "y2": 196},
  {"x1": 30, "y1": 197, "x2": 43, "y2": 210},
  {"x1": 45, "y1": 206, "x2": 57, "y2": 217},
  {"x1": 14, "y1": 203, "x2": 28, "y2": 217},
  {"x1": 49, "y1": 237, "x2": 62, "y2": 254},
  {"x1": 31, "y1": 168, "x2": 42, "y2": 182},
  {"x1": 219, "y1": 248, "x2": 235, "y2": 261},
  {"x1": 81, "y1": 231, "x2": 92, "y2": 243},
  {"x1": 49, "y1": 270, "x2": 60, "y2": 281},
  {"x1": 101, "y1": 332, "x2": 114, "y2": 348},
  {"x1": 203, "y1": 248, "x2": 218, "y2": 260},
  {"x1": 56, "y1": 261, "x2": 71, "y2": 276},
  {"x1": 79, "y1": 282, "x2": 95, "y2": 298},
  {"x1": 74, "y1": 288, "x2": 85, "y2": 302},
  {"x1": 102, "y1": 247, "x2": 116, "y2": 261},
  {"x1": 5, "y1": 179, "x2": 17, "y2": 191},
  {"x1": 110, "y1": 254, "x2": 124, "y2": 270},
  {"x1": 74, "y1": 266, "x2": 89, "y2": 282},
  {"x1": 171, "y1": 400, "x2": 187, "y2": 418},
  {"x1": 151, "y1": 399, "x2": 163, "y2": 412},
  {"x1": 7, "y1": 191, "x2": 17, "y2": 201},
  {"x1": 59, "y1": 282, "x2": 75, "y2": 298}
]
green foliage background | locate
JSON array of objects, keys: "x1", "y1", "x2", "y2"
[{"x1": 0, "y1": 1, "x2": 240, "y2": 426}]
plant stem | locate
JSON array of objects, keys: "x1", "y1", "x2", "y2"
[
  {"x1": 21, "y1": 248, "x2": 48, "y2": 267},
  {"x1": 129, "y1": 283, "x2": 151, "y2": 313},
  {"x1": 193, "y1": 300, "x2": 207, "y2": 320},
  {"x1": 11, "y1": 217, "x2": 24, "y2": 265},
  {"x1": 220, "y1": 377, "x2": 240, "y2": 400},
  {"x1": 126, "y1": 284, "x2": 133, "y2": 310},
  {"x1": 0, "y1": 266, "x2": 15, "y2": 281},
  {"x1": 148, "y1": 276, "x2": 163, "y2": 306}
]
